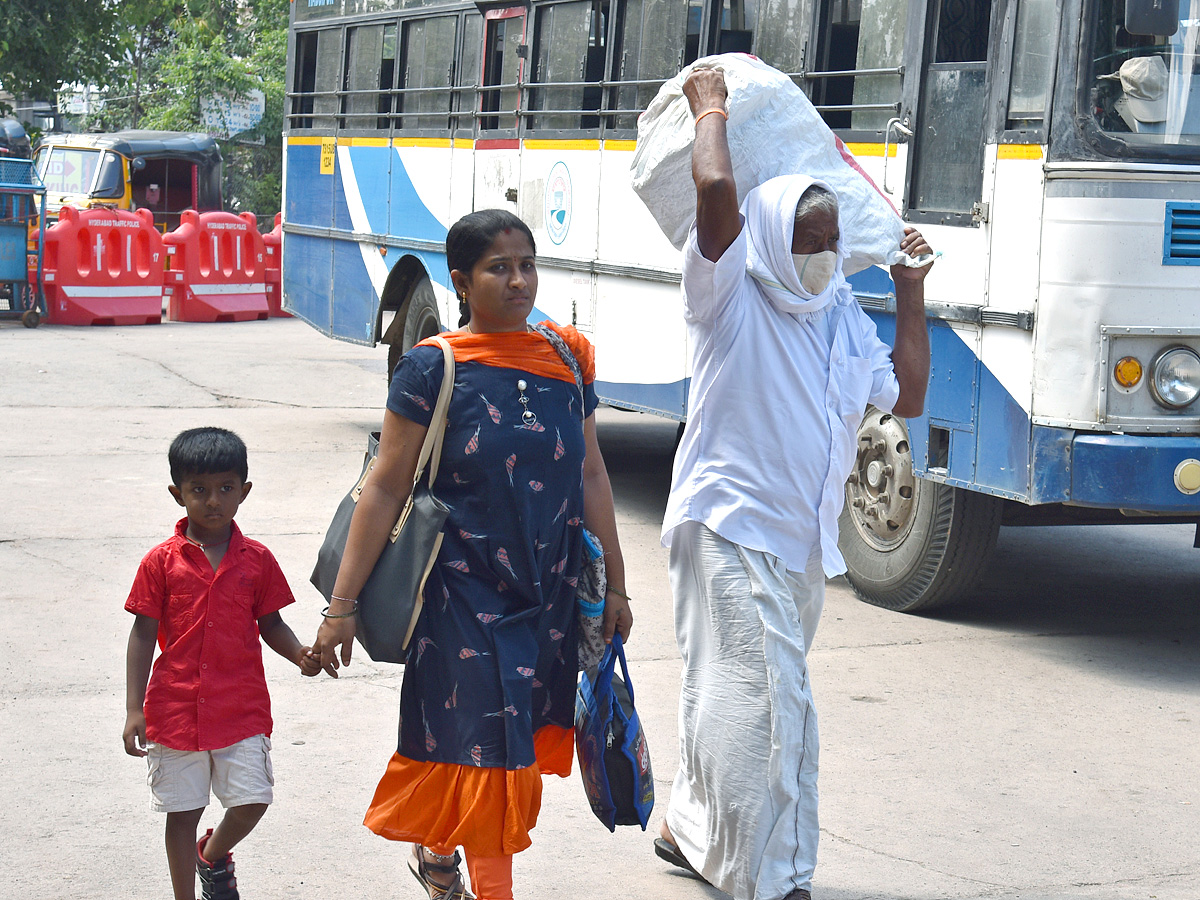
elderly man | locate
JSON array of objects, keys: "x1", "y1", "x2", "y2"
[{"x1": 654, "y1": 68, "x2": 934, "y2": 900}]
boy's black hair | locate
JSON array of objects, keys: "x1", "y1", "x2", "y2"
[{"x1": 169, "y1": 427, "x2": 249, "y2": 485}]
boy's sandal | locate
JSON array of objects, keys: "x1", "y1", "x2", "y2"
[{"x1": 408, "y1": 845, "x2": 475, "y2": 900}]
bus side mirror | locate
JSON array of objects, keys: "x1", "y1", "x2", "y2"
[
  {"x1": 132, "y1": 156, "x2": 147, "y2": 171},
  {"x1": 1125, "y1": 0, "x2": 1179, "y2": 36}
]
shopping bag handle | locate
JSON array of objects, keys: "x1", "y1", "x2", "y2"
[{"x1": 593, "y1": 633, "x2": 635, "y2": 707}]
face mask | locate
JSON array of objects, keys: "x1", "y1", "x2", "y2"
[{"x1": 792, "y1": 250, "x2": 836, "y2": 295}]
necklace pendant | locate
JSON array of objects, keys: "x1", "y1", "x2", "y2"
[{"x1": 522, "y1": 409, "x2": 537, "y2": 425}]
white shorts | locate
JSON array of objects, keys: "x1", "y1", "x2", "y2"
[{"x1": 146, "y1": 734, "x2": 274, "y2": 813}]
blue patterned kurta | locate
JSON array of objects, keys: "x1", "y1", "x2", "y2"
[{"x1": 386, "y1": 326, "x2": 599, "y2": 771}]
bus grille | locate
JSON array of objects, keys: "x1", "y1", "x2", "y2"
[{"x1": 1165, "y1": 202, "x2": 1200, "y2": 265}]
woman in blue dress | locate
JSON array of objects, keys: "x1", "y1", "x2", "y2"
[{"x1": 313, "y1": 209, "x2": 633, "y2": 900}]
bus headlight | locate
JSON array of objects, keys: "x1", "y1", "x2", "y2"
[{"x1": 1150, "y1": 346, "x2": 1200, "y2": 409}]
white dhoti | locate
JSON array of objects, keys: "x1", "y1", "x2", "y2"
[{"x1": 666, "y1": 520, "x2": 824, "y2": 900}]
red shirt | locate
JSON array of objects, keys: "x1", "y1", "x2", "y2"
[{"x1": 126, "y1": 518, "x2": 295, "y2": 751}]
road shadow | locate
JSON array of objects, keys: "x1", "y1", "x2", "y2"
[
  {"x1": 934, "y1": 522, "x2": 1200, "y2": 689},
  {"x1": 595, "y1": 410, "x2": 678, "y2": 527}
]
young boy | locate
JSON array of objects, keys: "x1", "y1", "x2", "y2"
[{"x1": 123, "y1": 427, "x2": 322, "y2": 900}]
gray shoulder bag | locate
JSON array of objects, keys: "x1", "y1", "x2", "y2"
[{"x1": 311, "y1": 336, "x2": 454, "y2": 664}]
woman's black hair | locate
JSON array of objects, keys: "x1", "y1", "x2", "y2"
[
  {"x1": 169, "y1": 427, "x2": 249, "y2": 485},
  {"x1": 446, "y1": 209, "x2": 536, "y2": 326}
]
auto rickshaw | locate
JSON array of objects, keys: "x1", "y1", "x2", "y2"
[{"x1": 32, "y1": 131, "x2": 222, "y2": 232}]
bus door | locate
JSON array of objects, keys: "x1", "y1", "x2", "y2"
[
  {"x1": 475, "y1": 6, "x2": 528, "y2": 211},
  {"x1": 902, "y1": 0, "x2": 997, "y2": 309}
]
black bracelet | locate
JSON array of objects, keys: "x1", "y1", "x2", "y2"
[{"x1": 321, "y1": 605, "x2": 357, "y2": 619}]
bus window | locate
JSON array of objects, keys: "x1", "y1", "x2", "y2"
[
  {"x1": 400, "y1": 17, "x2": 457, "y2": 133},
  {"x1": 342, "y1": 24, "x2": 387, "y2": 130},
  {"x1": 1007, "y1": 0, "x2": 1056, "y2": 128},
  {"x1": 481, "y1": 11, "x2": 526, "y2": 131},
  {"x1": 812, "y1": 0, "x2": 908, "y2": 132},
  {"x1": 686, "y1": 0, "x2": 704, "y2": 62},
  {"x1": 1089, "y1": 0, "x2": 1200, "y2": 148},
  {"x1": 754, "y1": 0, "x2": 808, "y2": 77},
  {"x1": 456, "y1": 13, "x2": 484, "y2": 138},
  {"x1": 611, "y1": 0, "x2": 690, "y2": 131},
  {"x1": 935, "y1": 0, "x2": 991, "y2": 62},
  {"x1": 908, "y1": 0, "x2": 992, "y2": 216},
  {"x1": 292, "y1": 29, "x2": 342, "y2": 130},
  {"x1": 715, "y1": 0, "x2": 755, "y2": 54},
  {"x1": 530, "y1": 0, "x2": 608, "y2": 131},
  {"x1": 379, "y1": 24, "x2": 398, "y2": 130}
]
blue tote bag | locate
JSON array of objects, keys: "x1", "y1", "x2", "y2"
[{"x1": 575, "y1": 633, "x2": 655, "y2": 831}]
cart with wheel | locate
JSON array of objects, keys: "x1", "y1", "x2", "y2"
[{"x1": 0, "y1": 158, "x2": 47, "y2": 328}]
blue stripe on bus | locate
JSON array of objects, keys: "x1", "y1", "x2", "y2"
[
  {"x1": 595, "y1": 379, "x2": 689, "y2": 420},
  {"x1": 1070, "y1": 433, "x2": 1200, "y2": 512},
  {"x1": 283, "y1": 232, "x2": 333, "y2": 333},
  {"x1": 868, "y1": 310, "x2": 1033, "y2": 501},
  {"x1": 387, "y1": 151, "x2": 450, "y2": 244},
  {"x1": 331, "y1": 238, "x2": 381, "y2": 343},
  {"x1": 349, "y1": 146, "x2": 392, "y2": 233},
  {"x1": 285, "y1": 145, "x2": 333, "y2": 228}
]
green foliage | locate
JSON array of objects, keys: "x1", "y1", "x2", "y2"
[
  {"x1": 0, "y1": 0, "x2": 118, "y2": 96},
  {"x1": 79, "y1": 0, "x2": 288, "y2": 220}
]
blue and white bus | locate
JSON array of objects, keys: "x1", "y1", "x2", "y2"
[{"x1": 282, "y1": 0, "x2": 1200, "y2": 611}]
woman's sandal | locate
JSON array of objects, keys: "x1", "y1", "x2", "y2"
[{"x1": 408, "y1": 845, "x2": 474, "y2": 900}]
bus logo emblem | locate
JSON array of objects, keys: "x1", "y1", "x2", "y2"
[{"x1": 545, "y1": 162, "x2": 572, "y2": 245}]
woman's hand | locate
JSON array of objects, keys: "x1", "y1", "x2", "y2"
[
  {"x1": 312, "y1": 603, "x2": 357, "y2": 677},
  {"x1": 603, "y1": 588, "x2": 633, "y2": 644}
]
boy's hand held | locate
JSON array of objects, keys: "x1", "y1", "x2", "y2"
[
  {"x1": 299, "y1": 646, "x2": 323, "y2": 677},
  {"x1": 123, "y1": 711, "x2": 148, "y2": 757}
]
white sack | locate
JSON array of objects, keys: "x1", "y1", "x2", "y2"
[{"x1": 630, "y1": 53, "x2": 919, "y2": 275}]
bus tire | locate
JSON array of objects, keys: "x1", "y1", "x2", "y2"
[
  {"x1": 837, "y1": 408, "x2": 1002, "y2": 612},
  {"x1": 386, "y1": 276, "x2": 442, "y2": 379}
]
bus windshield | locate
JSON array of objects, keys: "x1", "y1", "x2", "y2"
[{"x1": 1090, "y1": 0, "x2": 1200, "y2": 152}]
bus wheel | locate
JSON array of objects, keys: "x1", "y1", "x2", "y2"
[
  {"x1": 837, "y1": 407, "x2": 1002, "y2": 612},
  {"x1": 386, "y1": 276, "x2": 442, "y2": 379}
]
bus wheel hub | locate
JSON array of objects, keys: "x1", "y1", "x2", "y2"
[{"x1": 846, "y1": 409, "x2": 917, "y2": 550}]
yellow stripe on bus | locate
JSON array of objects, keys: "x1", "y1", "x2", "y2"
[
  {"x1": 603, "y1": 140, "x2": 637, "y2": 151},
  {"x1": 844, "y1": 143, "x2": 896, "y2": 157},
  {"x1": 997, "y1": 144, "x2": 1044, "y2": 160},
  {"x1": 523, "y1": 139, "x2": 602, "y2": 151},
  {"x1": 288, "y1": 136, "x2": 327, "y2": 146},
  {"x1": 394, "y1": 138, "x2": 454, "y2": 148}
]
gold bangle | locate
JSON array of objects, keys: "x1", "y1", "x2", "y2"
[
  {"x1": 606, "y1": 586, "x2": 632, "y2": 603},
  {"x1": 694, "y1": 107, "x2": 728, "y2": 127}
]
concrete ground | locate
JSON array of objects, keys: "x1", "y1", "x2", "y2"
[{"x1": 3, "y1": 317, "x2": 1198, "y2": 900}]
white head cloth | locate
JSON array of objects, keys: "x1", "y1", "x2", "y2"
[{"x1": 742, "y1": 173, "x2": 847, "y2": 316}]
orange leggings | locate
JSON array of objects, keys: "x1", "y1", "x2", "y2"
[{"x1": 465, "y1": 852, "x2": 514, "y2": 900}]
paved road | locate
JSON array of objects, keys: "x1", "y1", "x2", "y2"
[{"x1": 3, "y1": 318, "x2": 1198, "y2": 900}]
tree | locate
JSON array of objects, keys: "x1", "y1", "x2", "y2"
[
  {"x1": 97, "y1": 0, "x2": 289, "y2": 219},
  {"x1": 0, "y1": 0, "x2": 118, "y2": 98}
]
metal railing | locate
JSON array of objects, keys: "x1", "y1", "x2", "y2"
[{"x1": 285, "y1": 65, "x2": 904, "y2": 135}]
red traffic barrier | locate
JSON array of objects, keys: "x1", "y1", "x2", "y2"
[
  {"x1": 39, "y1": 206, "x2": 164, "y2": 326},
  {"x1": 262, "y1": 212, "x2": 289, "y2": 318},
  {"x1": 163, "y1": 210, "x2": 269, "y2": 322}
]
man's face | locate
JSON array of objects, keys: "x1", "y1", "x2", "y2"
[{"x1": 791, "y1": 207, "x2": 840, "y2": 255}]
